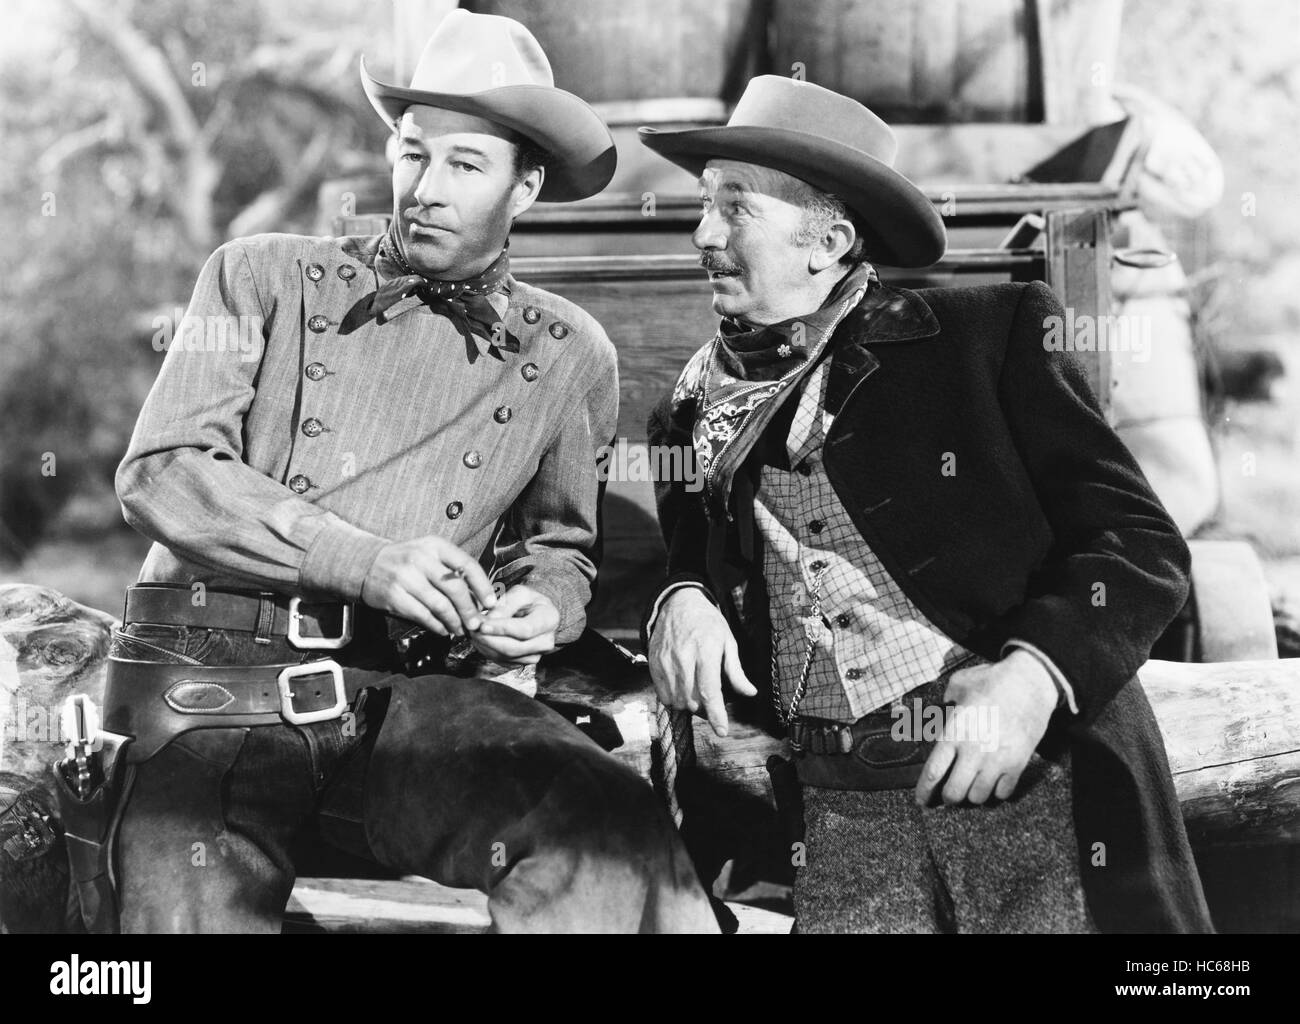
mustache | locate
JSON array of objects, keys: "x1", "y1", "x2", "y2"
[{"x1": 699, "y1": 252, "x2": 742, "y2": 274}]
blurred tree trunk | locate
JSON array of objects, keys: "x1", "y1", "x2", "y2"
[{"x1": 62, "y1": 0, "x2": 357, "y2": 256}]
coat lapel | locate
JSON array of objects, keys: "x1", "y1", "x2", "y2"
[{"x1": 826, "y1": 284, "x2": 942, "y2": 416}]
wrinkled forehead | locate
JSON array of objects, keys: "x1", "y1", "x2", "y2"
[
  {"x1": 398, "y1": 105, "x2": 517, "y2": 154},
  {"x1": 700, "y1": 158, "x2": 812, "y2": 203}
]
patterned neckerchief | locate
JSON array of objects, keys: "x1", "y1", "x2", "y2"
[{"x1": 672, "y1": 262, "x2": 879, "y2": 521}]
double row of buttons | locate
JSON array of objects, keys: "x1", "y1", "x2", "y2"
[
  {"x1": 288, "y1": 294, "x2": 550, "y2": 508},
  {"x1": 305, "y1": 263, "x2": 357, "y2": 283}
]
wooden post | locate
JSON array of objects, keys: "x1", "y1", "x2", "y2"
[{"x1": 1045, "y1": 207, "x2": 1114, "y2": 416}]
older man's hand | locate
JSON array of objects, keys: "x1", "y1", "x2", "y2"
[
  {"x1": 915, "y1": 649, "x2": 1059, "y2": 807},
  {"x1": 649, "y1": 588, "x2": 757, "y2": 737}
]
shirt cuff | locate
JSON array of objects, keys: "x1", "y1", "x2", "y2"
[
  {"x1": 299, "y1": 516, "x2": 389, "y2": 600},
  {"x1": 1003, "y1": 640, "x2": 1079, "y2": 715},
  {"x1": 646, "y1": 581, "x2": 716, "y2": 640}
]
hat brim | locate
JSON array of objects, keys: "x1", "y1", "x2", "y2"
[
  {"x1": 361, "y1": 58, "x2": 616, "y2": 203},
  {"x1": 638, "y1": 125, "x2": 946, "y2": 268}
]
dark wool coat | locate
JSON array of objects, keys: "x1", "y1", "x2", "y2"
[{"x1": 645, "y1": 279, "x2": 1214, "y2": 933}]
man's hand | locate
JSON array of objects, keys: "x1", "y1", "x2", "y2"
[
  {"x1": 648, "y1": 588, "x2": 757, "y2": 737},
  {"x1": 915, "y1": 649, "x2": 1059, "y2": 807},
  {"x1": 471, "y1": 585, "x2": 559, "y2": 665},
  {"x1": 360, "y1": 535, "x2": 497, "y2": 637}
]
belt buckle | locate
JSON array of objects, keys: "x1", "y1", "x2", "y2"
[
  {"x1": 276, "y1": 660, "x2": 347, "y2": 725},
  {"x1": 287, "y1": 596, "x2": 353, "y2": 650}
]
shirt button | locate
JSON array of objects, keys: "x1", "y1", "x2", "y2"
[
  {"x1": 808, "y1": 519, "x2": 824, "y2": 534},
  {"x1": 845, "y1": 667, "x2": 863, "y2": 681},
  {"x1": 548, "y1": 321, "x2": 568, "y2": 339},
  {"x1": 288, "y1": 474, "x2": 311, "y2": 494},
  {"x1": 494, "y1": 406, "x2": 512, "y2": 424},
  {"x1": 835, "y1": 612, "x2": 852, "y2": 628},
  {"x1": 521, "y1": 363, "x2": 539, "y2": 382},
  {"x1": 305, "y1": 263, "x2": 324, "y2": 282},
  {"x1": 305, "y1": 362, "x2": 327, "y2": 381},
  {"x1": 301, "y1": 418, "x2": 324, "y2": 438},
  {"x1": 337, "y1": 264, "x2": 357, "y2": 281},
  {"x1": 809, "y1": 560, "x2": 826, "y2": 573},
  {"x1": 308, "y1": 314, "x2": 329, "y2": 333},
  {"x1": 522, "y1": 306, "x2": 541, "y2": 324},
  {"x1": 445, "y1": 501, "x2": 463, "y2": 520},
  {"x1": 463, "y1": 450, "x2": 482, "y2": 469}
]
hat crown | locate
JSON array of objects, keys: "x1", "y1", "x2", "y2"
[
  {"x1": 727, "y1": 75, "x2": 898, "y2": 167},
  {"x1": 407, "y1": 8, "x2": 555, "y2": 96}
]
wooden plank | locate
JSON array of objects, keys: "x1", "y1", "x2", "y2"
[
  {"x1": 284, "y1": 876, "x2": 791, "y2": 934},
  {"x1": 284, "y1": 877, "x2": 490, "y2": 934},
  {"x1": 1045, "y1": 207, "x2": 1113, "y2": 413},
  {"x1": 520, "y1": 183, "x2": 1127, "y2": 229}
]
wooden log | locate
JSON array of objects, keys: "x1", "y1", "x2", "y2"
[{"x1": 655, "y1": 658, "x2": 1300, "y2": 852}]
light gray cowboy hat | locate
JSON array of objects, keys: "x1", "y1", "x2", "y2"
[
  {"x1": 360, "y1": 9, "x2": 616, "y2": 203},
  {"x1": 639, "y1": 75, "x2": 946, "y2": 267}
]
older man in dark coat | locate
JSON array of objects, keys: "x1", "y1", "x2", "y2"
[{"x1": 639, "y1": 75, "x2": 1213, "y2": 933}]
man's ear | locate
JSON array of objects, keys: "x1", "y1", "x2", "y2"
[
  {"x1": 809, "y1": 218, "x2": 856, "y2": 272},
  {"x1": 510, "y1": 166, "x2": 545, "y2": 220}
]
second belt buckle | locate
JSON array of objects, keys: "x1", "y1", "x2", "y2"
[{"x1": 277, "y1": 660, "x2": 347, "y2": 725}]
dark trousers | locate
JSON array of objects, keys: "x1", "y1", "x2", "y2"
[{"x1": 108, "y1": 620, "x2": 715, "y2": 933}]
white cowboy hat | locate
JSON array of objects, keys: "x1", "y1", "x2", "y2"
[{"x1": 360, "y1": 9, "x2": 616, "y2": 202}]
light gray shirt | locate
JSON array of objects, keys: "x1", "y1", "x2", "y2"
[{"x1": 116, "y1": 232, "x2": 618, "y2": 644}]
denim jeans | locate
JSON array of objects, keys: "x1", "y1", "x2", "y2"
[{"x1": 107, "y1": 615, "x2": 716, "y2": 933}]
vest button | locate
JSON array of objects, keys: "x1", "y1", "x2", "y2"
[
  {"x1": 521, "y1": 362, "x2": 539, "y2": 382},
  {"x1": 305, "y1": 362, "x2": 327, "y2": 381},
  {"x1": 305, "y1": 263, "x2": 324, "y2": 282},
  {"x1": 796, "y1": 461, "x2": 813, "y2": 476},
  {"x1": 522, "y1": 306, "x2": 541, "y2": 324},
  {"x1": 445, "y1": 501, "x2": 463, "y2": 520},
  {"x1": 301, "y1": 418, "x2": 324, "y2": 438},
  {"x1": 494, "y1": 406, "x2": 512, "y2": 424},
  {"x1": 808, "y1": 519, "x2": 824, "y2": 534},
  {"x1": 845, "y1": 667, "x2": 863, "y2": 681},
  {"x1": 809, "y1": 560, "x2": 826, "y2": 573},
  {"x1": 337, "y1": 264, "x2": 357, "y2": 281},
  {"x1": 834, "y1": 612, "x2": 852, "y2": 628},
  {"x1": 308, "y1": 314, "x2": 329, "y2": 333},
  {"x1": 288, "y1": 474, "x2": 311, "y2": 494}
]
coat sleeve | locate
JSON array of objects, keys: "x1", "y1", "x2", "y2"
[
  {"x1": 115, "y1": 240, "x2": 389, "y2": 598},
  {"x1": 491, "y1": 332, "x2": 619, "y2": 647},
  {"x1": 638, "y1": 392, "x2": 720, "y2": 649},
  {"x1": 990, "y1": 281, "x2": 1191, "y2": 720}
]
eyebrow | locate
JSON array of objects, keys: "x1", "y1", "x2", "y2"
[
  {"x1": 699, "y1": 178, "x2": 752, "y2": 197},
  {"x1": 395, "y1": 136, "x2": 494, "y2": 165},
  {"x1": 449, "y1": 144, "x2": 493, "y2": 165}
]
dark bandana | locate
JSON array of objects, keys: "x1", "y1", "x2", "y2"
[
  {"x1": 340, "y1": 227, "x2": 520, "y2": 363},
  {"x1": 673, "y1": 262, "x2": 879, "y2": 520}
]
